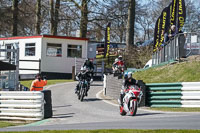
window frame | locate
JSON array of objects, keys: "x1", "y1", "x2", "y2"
[
  {"x1": 46, "y1": 43, "x2": 62, "y2": 57},
  {"x1": 67, "y1": 44, "x2": 82, "y2": 58},
  {"x1": 25, "y1": 43, "x2": 36, "y2": 56}
]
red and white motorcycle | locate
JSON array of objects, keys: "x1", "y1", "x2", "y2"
[{"x1": 118, "y1": 85, "x2": 143, "y2": 116}]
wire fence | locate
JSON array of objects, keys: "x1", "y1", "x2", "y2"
[{"x1": 152, "y1": 32, "x2": 200, "y2": 65}]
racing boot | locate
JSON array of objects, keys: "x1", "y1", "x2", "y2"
[{"x1": 120, "y1": 94, "x2": 124, "y2": 107}]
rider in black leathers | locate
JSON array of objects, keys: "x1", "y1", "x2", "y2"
[{"x1": 119, "y1": 72, "x2": 137, "y2": 106}]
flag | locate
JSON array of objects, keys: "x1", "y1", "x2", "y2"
[
  {"x1": 153, "y1": 17, "x2": 161, "y2": 52},
  {"x1": 104, "y1": 22, "x2": 111, "y2": 57},
  {"x1": 159, "y1": 5, "x2": 171, "y2": 46},
  {"x1": 170, "y1": 0, "x2": 178, "y2": 27},
  {"x1": 176, "y1": 0, "x2": 186, "y2": 32}
]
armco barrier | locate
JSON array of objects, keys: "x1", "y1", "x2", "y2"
[
  {"x1": 146, "y1": 82, "x2": 200, "y2": 107},
  {"x1": 0, "y1": 91, "x2": 44, "y2": 121}
]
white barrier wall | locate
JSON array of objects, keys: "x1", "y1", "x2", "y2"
[
  {"x1": 181, "y1": 82, "x2": 200, "y2": 107},
  {"x1": 0, "y1": 91, "x2": 44, "y2": 121}
]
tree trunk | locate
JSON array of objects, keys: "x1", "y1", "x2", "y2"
[
  {"x1": 80, "y1": 0, "x2": 88, "y2": 38},
  {"x1": 12, "y1": 0, "x2": 18, "y2": 36},
  {"x1": 54, "y1": 0, "x2": 60, "y2": 36},
  {"x1": 36, "y1": 0, "x2": 41, "y2": 35},
  {"x1": 126, "y1": 0, "x2": 135, "y2": 48},
  {"x1": 50, "y1": 0, "x2": 54, "y2": 35}
]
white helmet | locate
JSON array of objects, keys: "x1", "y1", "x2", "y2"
[
  {"x1": 81, "y1": 66, "x2": 86, "y2": 71},
  {"x1": 128, "y1": 72, "x2": 132, "y2": 79},
  {"x1": 118, "y1": 55, "x2": 122, "y2": 60},
  {"x1": 115, "y1": 58, "x2": 119, "y2": 62}
]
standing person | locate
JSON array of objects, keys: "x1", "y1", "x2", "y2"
[
  {"x1": 30, "y1": 73, "x2": 47, "y2": 91},
  {"x1": 168, "y1": 25, "x2": 179, "y2": 39}
]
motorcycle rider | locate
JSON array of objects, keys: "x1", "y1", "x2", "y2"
[
  {"x1": 112, "y1": 55, "x2": 125, "y2": 73},
  {"x1": 75, "y1": 66, "x2": 91, "y2": 96},
  {"x1": 119, "y1": 72, "x2": 137, "y2": 106},
  {"x1": 83, "y1": 58, "x2": 94, "y2": 81}
]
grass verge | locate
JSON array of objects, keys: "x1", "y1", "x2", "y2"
[
  {"x1": 20, "y1": 79, "x2": 74, "y2": 88},
  {"x1": 148, "y1": 107, "x2": 200, "y2": 112},
  {"x1": 0, "y1": 121, "x2": 24, "y2": 128},
  {"x1": 0, "y1": 129, "x2": 200, "y2": 133},
  {"x1": 133, "y1": 61, "x2": 200, "y2": 83}
]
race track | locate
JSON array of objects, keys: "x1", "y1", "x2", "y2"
[{"x1": 0, "y1": 81, "x2": 200, "y2": 131}]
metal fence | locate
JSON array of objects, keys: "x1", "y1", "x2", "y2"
[
  {"x1": 152, "y1": 32, "x2": 200, "y2": 65},
  {"x1": 75, "y1": 58, "x2": 105, "y2": 80},
  {"x1": 0, "y1": 43, "x2": 19, "y2": 91}
]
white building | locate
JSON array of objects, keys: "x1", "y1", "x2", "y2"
[{"x1": 0, "y1": 35, "x2": 89, "y2": 79}]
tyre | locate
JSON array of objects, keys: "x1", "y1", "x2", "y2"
[
  {"x1": 119, "y1": 106, "x2": 126, "y2": 116},
  {"x1": 80, "y1": 84, "x2": 85, "y2": 102},
  {"x1": 130, "y1": 100, "x2": 137, "y2": 116}
]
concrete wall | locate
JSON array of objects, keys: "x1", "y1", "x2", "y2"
[{"x1": 105, "y1": 74, "x2": 146, "y2": 107}]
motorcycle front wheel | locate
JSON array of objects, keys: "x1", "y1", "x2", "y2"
[
  {"x1": 119, "y1": 106, "x2": 126, "y2": 116},
  {"x1": 80, "y1": 84, "x2": 85, "y2": 102},
  {"x1": 130, "y1": 100, "x2": 137, "y2": 116}
]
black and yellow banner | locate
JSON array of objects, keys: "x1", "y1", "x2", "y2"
[
  {"x1": 176, "y1": 0, "x2": 186, "y2": 32},
  {"x1": 170, "y1": 0, "x2": 177, "y2": 27},
  {"x1": 153, "y1": 17, "x2": 161, "y2": 52},
  {"x1": 159, "y1": 6, "x2": 170, "y2": 46},
  {"x1": 104, "y1": 22, "x2": 111, "y2": 57}
]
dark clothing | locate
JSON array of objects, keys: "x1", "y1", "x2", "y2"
[
  {"x1": 124, "y1": 78, "x2": 137, "y2": 88},
  {"x1": 83, "y1": 60, "x2": 94, "y2": 70}
]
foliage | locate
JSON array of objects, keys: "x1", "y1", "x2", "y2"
[
  {"x1": 124, "y1": 45, "x2": 153, "y2": 68},
  {"x1": 133, "y1": 61, "x2": 200, "y2": 83}
]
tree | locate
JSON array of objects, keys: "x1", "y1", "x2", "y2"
[
  {"x1": 12, "y1": 0, "x2": 19, "y2": 36},
  {"x1": 36, "y1": 0, "x2": 41, "y2": 35},
  {"x1": 50, "y1": 0, "x2": 60, "y2": 35},
  {"x1": 68, "y1": 0, "x2": 89, "y2": 38},
  {"x1": 126, "y1": 0, "x2": 135, "y2": 47}
]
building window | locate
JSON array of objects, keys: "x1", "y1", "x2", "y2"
[
  {"x1": 67, "y1": 45, "x2": 82, "y2": 58},
  {"x1": 46, "y1": 43, "x2": 62, "y2": 57},
  {"x1": 25, "y1": 43, "x2": 35, "y2": 56},
  {"x1": 6, "y1": 44, "x2": 12, "y2": 59}
]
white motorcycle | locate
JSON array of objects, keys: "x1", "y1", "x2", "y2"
[{"x1": 118, "y1": 85, "x2": 143, "y2": 116}]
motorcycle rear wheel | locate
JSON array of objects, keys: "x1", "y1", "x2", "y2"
[
  {"x1": 119, "y1": 106, "x2": 126, "y2": 116},
  {"x1": 130, "y1": 100, "x2": 137, "y2": 116}
]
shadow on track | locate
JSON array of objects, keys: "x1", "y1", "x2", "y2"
[
  {"x1": 135, "y1": 112, "x2": 163, "y2": 117},
  {"x1": 53, "y1": 105, "x2": 72, "y2": 108},
  {"x1": 52, "y1": 113, "x2": 75, "y2": 118}
]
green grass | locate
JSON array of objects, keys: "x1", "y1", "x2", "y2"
[
  {"x1": 20, "y1": 79, "x2": 74, "y2": 88},
  {"x1": 0, "y1": 121, "x2": 24, "y2": 128},
  {"x1": 133, "y1": 61, "x2": 200, "y2": 83},
  {"x1": 148, "y1": 107, "x2": 200, "y2": 112},
  {"x1": 1, "y1": 130, "x2": 200, "y2": 133}
]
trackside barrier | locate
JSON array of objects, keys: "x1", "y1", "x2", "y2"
[
  {"x1": 0, "y1": 91, "x2": 44, "y2": 121},
  {"x1": 146, "y1": 82, "x2": 200, "y2": 107}
]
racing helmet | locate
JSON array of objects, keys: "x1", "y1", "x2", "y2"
[
  {"x1": 118, "y1": 55, "x2": 122, "y2": 60},
  {"x1": 80, "y1": 66, "x2": 86, "y2": 71},
  {"x1": 115, "y1": 58, "x2": 119, "y2": 62},
  {"x1": 124, "y1": 72, "x2": 128, "y2": 79},
  {"x1": 128, "y1": 72, "x2": 132, "y2": 79}
]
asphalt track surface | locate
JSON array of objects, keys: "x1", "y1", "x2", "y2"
[{"x1": 0, "y1": 81, "x2": 200, "y2": 131}]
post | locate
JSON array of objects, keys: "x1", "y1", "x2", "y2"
[{"x1": 72, "y1": 66, "x2": 75, "y2": 81}]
